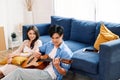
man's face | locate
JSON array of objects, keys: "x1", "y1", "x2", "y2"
[{"x1": 51, "y1": 33, "x2": 63, "y2": 47}]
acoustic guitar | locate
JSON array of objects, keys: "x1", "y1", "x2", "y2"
[{"x1": 21, "y1": 54, "x2": 72, "y2": 70}]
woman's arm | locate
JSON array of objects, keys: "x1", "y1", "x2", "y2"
[
  {"x1": 7, "y1": 41, "x2": 25, "y2": 63},
  {"x1": 32, "y1": 40, "x2": 42, "y2": 52},
  {"x1": 12, "y1": 41, "x2": 25, "y2": 54},
  {"x1": 8, "y1": 41, "x2": 25, "y2": 58},
  {"x1": 19, "y1": 40, "x2": 42, "y2": 57}
]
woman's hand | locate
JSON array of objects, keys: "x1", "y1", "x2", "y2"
[
  {"x1": 33, "y1": 52, "x2": 41, "y2": 59},
  {"x1": 7, "y1": 57, "x2": 12, "y2": 64},
  {"x1": 7, "y1": 54, "x2": 13, "y2": 64},
  {"x1": 7, "y1": 53, "x2": 20, "y2": 64},
  {"x1": 8, "y1": 53, "x2": 19, "y2": 59}
]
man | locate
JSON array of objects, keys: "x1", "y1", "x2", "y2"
[{"x1": 1, "y1": 25, "x2": 73, "y2": 80}]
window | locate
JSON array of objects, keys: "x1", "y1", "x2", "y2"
[
  {"x1": 54, "y1": 0, "x2": 120, "y2": 23},
  {"x1": 54, "y1": 0, "x2": 96, "y2": 21},
  {"x1": 96, "y1": 0, "x2": 120, "y2": 23}
]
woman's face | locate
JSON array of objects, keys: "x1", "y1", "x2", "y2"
[
  {"x1": 51, "y1": 33, "x2": 63, "y2": 47},
  {"x1": 27, "y1": 30, "x2": 36, "y2": 41}
]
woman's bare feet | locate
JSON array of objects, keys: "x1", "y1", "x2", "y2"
[{"x1": 0, "y1": 70, "x2": 4, "y2": 79}]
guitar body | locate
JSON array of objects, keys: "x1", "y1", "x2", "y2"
[
  {"x1": 22, "y1": 54, "x2": 72, "y2": 70},
  {"x1": 21, "y1": 55, "x2": 50, "y2": 70}
]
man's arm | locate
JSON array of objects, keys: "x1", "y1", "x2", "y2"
[{"x1": 53, "y1": 58, "x2": 67, "y2": 75}]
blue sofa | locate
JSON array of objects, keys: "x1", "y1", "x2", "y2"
[{"x1": 23, "y1": 16, "x2": 120, "y2": 80}]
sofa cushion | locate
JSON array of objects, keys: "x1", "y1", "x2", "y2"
[
  {"x1": 12, "y1": 56, "x2": 27, "y2": 65},
  {"x1": 94, "y1": 24, "x2": 119, "y2": 50},
  {"x1": 51, "y1": 16, "x2": 72, "y2": 40},
  {"x1": 95, "y1": 21, "x2": 120, "y2": 39},
  {"x1": 70, "y1": 19, "x2": 97, "y2": 44},
  {"x1": 71, "y1": 46, "x2": 99, "y2": 74},
  {"x1": 65, "y1": 40, "x2": 91, "y2": 52},
  {"x1": 35, "y1": 24, "x2": 50, "y2": 36},
  {"x1": 0, "y1": 56, "x2": 27, "y2": 65},
  {"x1": 40, "y1": 35, "x2": 51, "y2": 45}
]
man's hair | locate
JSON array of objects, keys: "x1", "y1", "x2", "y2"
[{"x1": 48, "y1": 25, "x2": 64, "y2": 37}]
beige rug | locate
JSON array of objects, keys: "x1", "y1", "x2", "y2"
[{"x1": 0, "y1": 47, "x2": 18, "y2": 63}]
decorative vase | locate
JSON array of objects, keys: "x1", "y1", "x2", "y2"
[{"x1": 24, "y1": 11, "x2": 33, "y2": 24}]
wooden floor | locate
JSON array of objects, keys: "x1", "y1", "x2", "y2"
[{"x1": 0, "y1": 48, "x2": 92, "y2": 80}]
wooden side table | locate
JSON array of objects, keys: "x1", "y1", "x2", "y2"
[
  {"x1": 9, "y1": 40, "x2": 20, "y2": 52},
  {"x1": 0, "y1": 27, "x2": 6, "y2": 51}
]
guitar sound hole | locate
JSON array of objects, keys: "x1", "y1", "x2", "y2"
[{"x1": 27, "y1": 57, "x2": 34, "y2": 64}]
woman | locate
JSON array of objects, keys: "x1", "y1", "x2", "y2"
[{"x1": 0, "y1": 25, "x2": 42, "y2": 79}]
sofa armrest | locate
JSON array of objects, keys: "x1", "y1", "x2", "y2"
[
  {"x1": 22, "y1": 23, "x2": 50, "y2": 41},
  {"x1": 99, "y1": 39, "x2": 120, "y2": 80}
]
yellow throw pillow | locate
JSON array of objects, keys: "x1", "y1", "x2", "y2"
[
  {"x1": 0, "y1": 56, "x2": 27, "y2": 65},
  {"x1": 12, "y1": 56, "x2": 27, "y2": 65},
  {"x1": 0, "y1": 58, "x2": 7, "y2": 65},
  {"x1": 94, "y1": 24, "x2": 119, "y2": 50}
]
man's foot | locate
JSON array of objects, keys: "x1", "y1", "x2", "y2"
[{"x1": 0, "y1": 71, "x2": 4, "y2": 79}]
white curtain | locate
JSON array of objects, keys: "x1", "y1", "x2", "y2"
[
  {"x1": 54, "y1": 0, "x2": 120, "y2": 23},
  {"x1": 96, "y1": 0, "x2": 120, "y2": 23},
  {"x1": 54, "y1": 0, "x2": 96, "y2": 21}
]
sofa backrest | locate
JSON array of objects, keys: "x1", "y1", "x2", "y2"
[
  {"x1": 70, "y1": 19, "x2": 97, "y2": 45},
  {"x1": 22, "y1": 24, "x2": 50, "y2": 41},
  {"x1": 51, "y1": 16, "x2": 72, "y2": 40}
]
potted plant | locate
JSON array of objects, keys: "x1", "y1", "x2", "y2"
[{"x1": 11, "y1": 32, "x2": 17, "y2": 41}]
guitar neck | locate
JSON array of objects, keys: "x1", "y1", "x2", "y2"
[
  {"x1": 37, "y1": 57, "x2": 52, "y2": 62},
  {"x1": 37, "y1": 57, "x2": 72, "y2": 64},
  {"x1": 60, "y1": 59, "x2": 72, "y2": 64}
]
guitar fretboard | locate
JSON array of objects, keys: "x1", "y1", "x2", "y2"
[{"x1": 37, "y1": 57, "x2": 72, "y2": 64}]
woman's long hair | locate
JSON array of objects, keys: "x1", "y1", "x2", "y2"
[{"x1": 26, "y1": 25, "x2": 39, "y2": 49}]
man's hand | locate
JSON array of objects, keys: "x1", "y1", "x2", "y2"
[
  {"x1": 53, "y1": 58, "x2": 60, "y2": 69},
  {"x1": 40, "y1": 55, "x2": 49, "y2": 59},
  {"x1": 53, "y1": 58, "x2": 66, "y2": 75}
]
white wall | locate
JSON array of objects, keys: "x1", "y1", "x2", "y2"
[
  {"x1": 23, "y1": 0, "x2": 54, "y2": 24},
  {"x1": 0, "y1": 0, "x2": 25, "y2": 49},
  {"x1": 7, "y1": 0, "x2": 25, "y2": 45},
  {"x1": 0, "y1": 0, "x2": 54, "y2": 49},
  {"x1": 32, "y1": 0, "x2": 54, "y2": 24}
]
